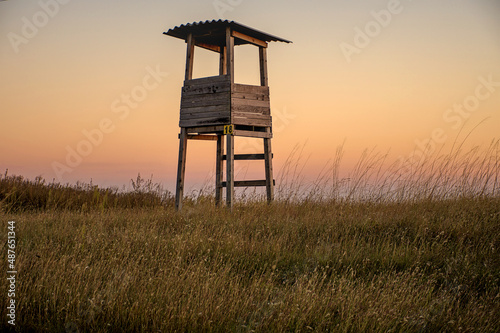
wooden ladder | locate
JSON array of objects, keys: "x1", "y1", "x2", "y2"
[{"x1": 175, "y1": 126, "x2": 274, "y2": 211}]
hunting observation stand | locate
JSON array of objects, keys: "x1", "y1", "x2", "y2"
[{"x1": 164, "y1": 20, "x2": 291, "y2": 210}]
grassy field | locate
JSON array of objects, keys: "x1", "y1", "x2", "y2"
[{"x1": 1, "y1": 143, "x2": 499, "y2": 332}]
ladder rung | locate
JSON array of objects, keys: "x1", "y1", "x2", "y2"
[
  {"x1": 221, "y1": 180, "x2": 275, "y2": 187},
  {"x1": 222, "y1": 153, "x2": 273, "y2": 161}
]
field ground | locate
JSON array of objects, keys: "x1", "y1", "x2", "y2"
[{"x1": 1, "y1": 195, "x2": 499, "y2": 332}]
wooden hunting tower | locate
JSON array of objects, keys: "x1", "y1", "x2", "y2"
[{"x1": 164, "y1": 20, "x2": 291, "y2": 210}]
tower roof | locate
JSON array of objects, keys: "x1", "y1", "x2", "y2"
[{"x1": 164, "y1": 20, "x2": 292, "y2": 47}]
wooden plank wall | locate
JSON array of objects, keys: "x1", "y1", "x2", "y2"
[
  {"x1": 180, "y1": 75, "x2": 231, "y2": 127},
  {"x1": 180, "y1": 77, "x2": 272, "y2": 128},
  {"x1": 231, "y1": 84, "x2": 271, "y2": 127}
]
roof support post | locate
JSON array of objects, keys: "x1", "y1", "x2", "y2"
[
  {"x1": 225, "y1": 27, "x2": 234, "y2": 84},
  {"x1": 219, "y1": 46, "x2": 227, "y2": 75},
  {"x1": 185, "y1": 33, "x2": 195, "y2": 81},
  {"x1": 259, "y1": 46, "x2": 268, "y2": 87}
]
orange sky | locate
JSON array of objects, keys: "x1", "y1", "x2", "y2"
[{"x1": 1, "y1": 0, "x2": 499, "y2": 192}]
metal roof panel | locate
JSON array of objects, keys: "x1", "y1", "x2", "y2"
[{"x1": 164, "y1": 20, "x2": 292, "y2": 46}]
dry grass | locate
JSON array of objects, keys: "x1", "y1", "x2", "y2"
[
  {"x1": 0, "y1": 172, "x2": 173, "y2": 213},
  {"x1": 1, "y1": 142, "x2": 499, "y2": 332}
]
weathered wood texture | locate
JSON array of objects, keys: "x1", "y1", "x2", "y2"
[
  {"x1": 233, "y1": 129, "x2": 272, "y2": 139},
  {"x1": 259, "y1": 47, "x2": 269, "y2": 87},
  {"x1": 232, "y1": 83, "x2": 271, "y2": 127},
  {"x1": 175, "y1": 128, "x2": 188, "y2": 211},
  {"x1": 180, "y1": 76, "x2": 271, "y2": 128},
  {"x1": 219, "y1": 46, "x2": 227, "y2": 75},
  {"x1": 226, "y1": 27, "x2": 235, "y2": 84},
  {"x1": 186, "y1": 135, "x2": 218, "y2": 141},
  {"x1": 180, "y1": 76, "x2": 231, "y2": 127},
  {"x1": 222, "y1": 153, "x2": 273, "y2": 161},
  {"x1": 264, "y1": 127, "x2": 274, "y2": 202},
  {"x1": 231, "y1": 30, "x2": 268, "y2": 48},
  {"x1": 187, "y1": 125, "x2": 225, "y2": 134},
  {"x1": 215, "y1": 134, "x2": 224, "y2": 206},
  {"x1": 226, "y1": 133, "x2": 235, "y2": 210},
  {"x1": 185, "y1": 34, "x2": 194, "y2": 81},
  {"x1": 222, "y1": 180, "x2": 276, "y2": 187}
]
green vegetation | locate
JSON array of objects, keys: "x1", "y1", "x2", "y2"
[{"x1": 1, "y1": 142, "x2": 499, "y2": 332}]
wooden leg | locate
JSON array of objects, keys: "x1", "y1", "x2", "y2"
[
  {"x1": 175, "y1": 128, "x2": 188, "y2": 211},
  {"x1": 215, "y1": 134, "x2": 224, "y2": 206},
  {"x1": 264, "y1": 128, "x2": 274, "y2": 203},
  {"x1": 226, "y1": 133, "x2": 234, "y2": 210}
]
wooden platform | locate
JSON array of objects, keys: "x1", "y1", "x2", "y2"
[
  {"x1": 180, "y1": 75, "x2": 272, "y2": 128},
  {"x1": 185, "y1": 125, "x2": 273, "y2": 139}
]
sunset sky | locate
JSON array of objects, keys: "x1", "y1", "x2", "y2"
[{"x1": 1, "y1": 0, "x2": 499, "y2": 192}]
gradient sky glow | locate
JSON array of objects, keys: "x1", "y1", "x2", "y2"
[{"x1": 1, "y1": 0, "x2": 499, "y2": 192}]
